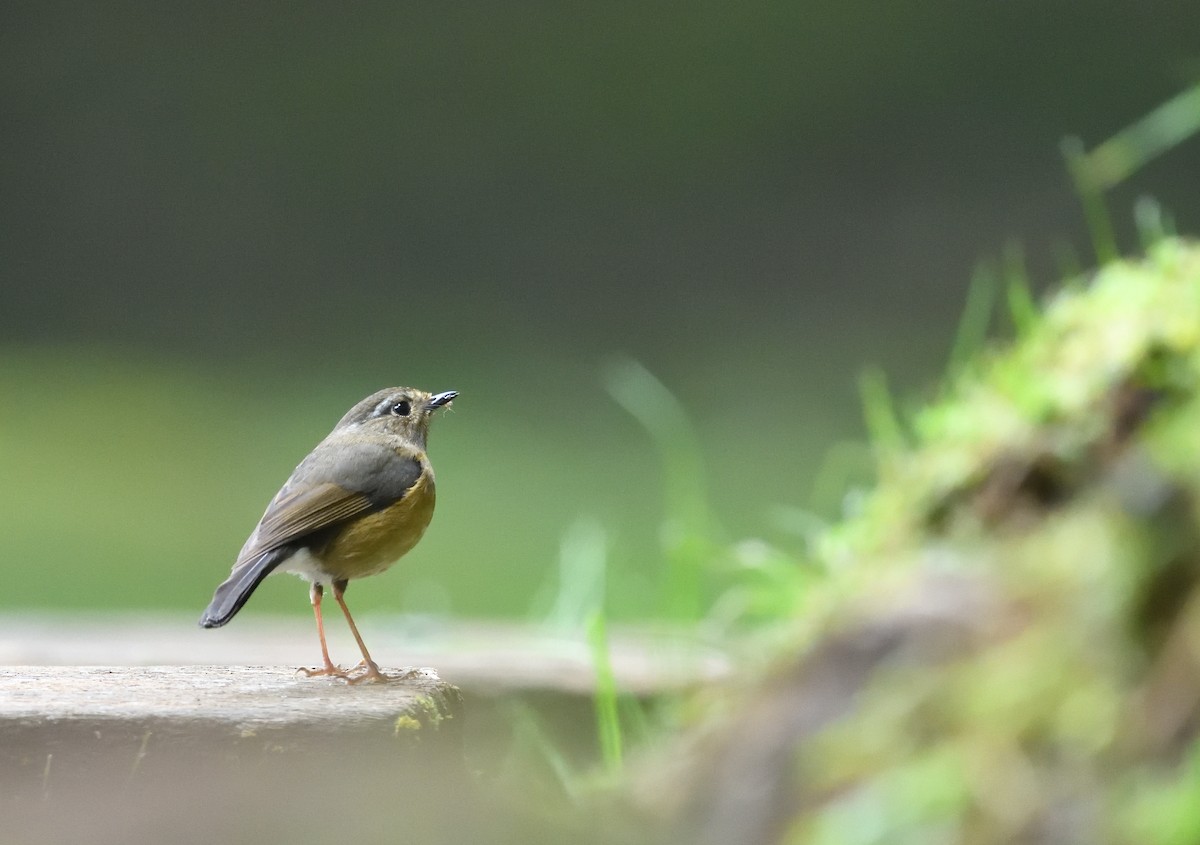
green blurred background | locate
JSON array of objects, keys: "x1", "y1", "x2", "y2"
[{"x1": 3, "y1": 2, "x2": 1199, "y2": 620}]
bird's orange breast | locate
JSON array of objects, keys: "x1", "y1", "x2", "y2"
[{"x1": 314, "y1": 466, "x2": 437, "y2": 581}]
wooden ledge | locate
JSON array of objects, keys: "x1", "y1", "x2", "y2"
[
  {"x1": 0, "y1": 664, "x2": 460, "y2": 730},
  {"x1": 0, "y1": 613, "x2": 731, "y2": 694}
]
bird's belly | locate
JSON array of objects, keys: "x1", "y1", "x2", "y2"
[{"x1": 279, "y1": 478, "x2": 437, "y2": 584}]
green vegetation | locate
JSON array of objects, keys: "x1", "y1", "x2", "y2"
[
  {"x1": 698, "y1": 234, "x2": 1200, "y2": 844},
  {"x1": 596, "y1": 87, "x2": 1200, "y2": 842},
  {"x1": 5, "y1": 25, "x2": 1200, "y2": 835},
  {"x1": 466, "y1": 87, "x2": 1200, "y2": 842}
]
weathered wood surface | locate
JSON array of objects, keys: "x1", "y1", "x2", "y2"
[
  {"x1": 0, "y1": 616, "x2": 726, "y2": 844},
  {"x1": 0, "y1": 664, "x2": 463, "y2": 780},
  {"x1": 0, "y1": 611, "x2": 725, "y2": 834},
  {"x1": 1, "y1": 665, "x2": 478, "y2": 845},
  {"x1": 0, "y1": 613, "x2": 730, "y2": 693},
  {"x1": 0, "y1": 664, "x2": 457, "y2": 729}
]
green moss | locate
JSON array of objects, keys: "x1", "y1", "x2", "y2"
[
  {"x1": 760, "y1": 239, "x2": 1200, "y2": 842},
  {"x1": 823, "y1": 238, "x2": 1200, "y2": 566},
  {"x1": 393, "y1": 715, "x2": 422, "y2": 735},
  {"x1": 414, "y1": 692, "x2": 456, "y2": 730}
]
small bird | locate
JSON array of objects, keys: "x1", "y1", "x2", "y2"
[{"x1": 199, "y1": 386, "x2": 458, "y2": 683}]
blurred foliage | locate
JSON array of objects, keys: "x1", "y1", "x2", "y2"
[
  {"x1": 4, "y1": 4, "x2": 1200, "y2": 624},
  {"x1": 1064, "y1": 82, "x2": 1200, "y2": 263},
  {"x1": 5, "y1": 6, "x2": 1200, "y2": 845},
  {"x1": 653, "y1": 238, "x2": 1200, "y2": 844}
]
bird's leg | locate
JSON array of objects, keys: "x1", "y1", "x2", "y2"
[
  {"x1": 331, "y1": 579, "x2": 389, "y2": 684},
  {"x1": 297, "y1": 582, "x2": 350, "y2": 679}
]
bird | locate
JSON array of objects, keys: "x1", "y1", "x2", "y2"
[{"x1": 199, "y1": 386, "x2": 458, "y2": 683}]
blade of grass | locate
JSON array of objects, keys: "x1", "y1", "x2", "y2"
[
  {"x1": 504, "y1": 700, "x2": 584, "y2": 805},
  {"x1": 1002, "y1": 244, "x2": 1039, "y2": 337},
  {"x1": 604, "y1": 357, "x2": 712, "y2": 620},
  {"x1": 1062, "y1": 135, "x2": 1119, "y2": 265},
  {"x1": 41, "y1": 753, "x2": 52, "y2": 803},
  {"x1": 858, "y1": 366, "x2": 905, "y2": 457},
  {"x1": 1134, "y1": 195, "x2": 1174, "y2": 251},
  {"x1": 543, "y1": 517, "x2": 607, "y2": 631},
  {"x1": 1087, "y1": 84, "x2": 1200, "y2": 188},
  {"x1": 586, "y1": 609, "x2": 623, "y2": 778},
  {"x1": 807, "y1": 440, "x2": 875, "y2": 518},
  {"x1": 948, "y1": 262, "x2": 999, "y2": 374},
  {"x1": 1062, "y1": 83, "x2": 1200, "y2": 265},
  {"x1": 124, "y1": 730, "x2": 152, "y2": 791}
]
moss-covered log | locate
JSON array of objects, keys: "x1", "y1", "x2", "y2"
[{"x1": 661, "y1": 238, "x2": 1200, "y2": 845}]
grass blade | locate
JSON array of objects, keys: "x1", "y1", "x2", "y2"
[
  {"x1": 858, "y1": 366, "x2": 905, "y2": 457},
  {"x1": 949, "y1": 262, "x2": 999, "y2": 373},
  {"x1": 586, "y1": 609, "x2": 623, "y2": 778},
  {"x1": 604, "y1": 357, "x2": 712, "y2": 620}
]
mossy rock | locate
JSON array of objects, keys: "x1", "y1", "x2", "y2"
[{"x1": 662, "y1": 238, "x2": 1200, "y2": 845}]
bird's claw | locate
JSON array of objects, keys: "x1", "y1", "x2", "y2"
[
  {"x1": 345, "y1": 659, "x2": 391, "y2": 684},
  {"x1": 296, "y1": 663, "x2": 352, "y2": 680}
]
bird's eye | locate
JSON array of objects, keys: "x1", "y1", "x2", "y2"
[{"x1": 391, "y1": 400, "x2": 412, "y2": 417}]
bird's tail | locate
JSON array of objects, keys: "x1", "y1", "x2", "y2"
[{"x1": 198, "y1": 549, "x2": 287, "y2": 628}]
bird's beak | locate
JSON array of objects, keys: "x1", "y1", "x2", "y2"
[{"x1": 426, "y1": 390, "x2": 458, "y2": 411}]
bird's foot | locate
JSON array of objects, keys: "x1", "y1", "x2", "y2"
[
  {"x1": 344, "y1": 661, "x2": 433, "y2": 683},
  {"x1": 345, "y1": 659, "x2": 391, "y2": 684},
  {"x1": 296, "y1": 663, "x2": 352, "y2": 680}
]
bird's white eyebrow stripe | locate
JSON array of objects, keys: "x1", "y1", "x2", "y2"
[{"x1": 374, "y1": 397, "x2": 395, "y2": 416}]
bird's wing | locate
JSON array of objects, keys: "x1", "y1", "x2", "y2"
[{"x1": 235, "y1": 441, "x2": 424, "y2": 567}]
